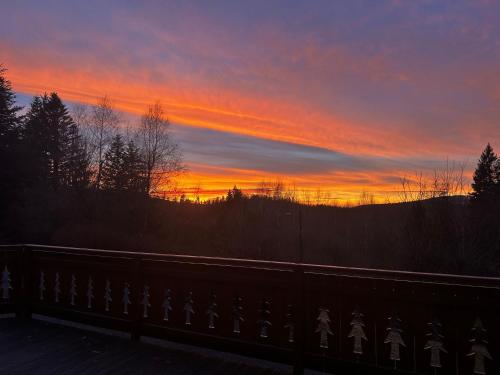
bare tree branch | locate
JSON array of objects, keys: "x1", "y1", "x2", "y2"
[{"x1": 137, "y1": 102, "x2": 186, "y2": 195}]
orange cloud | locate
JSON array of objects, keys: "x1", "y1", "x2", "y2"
[{"x1": 2, "y1": 41, "x2": 470, "y2": 160}]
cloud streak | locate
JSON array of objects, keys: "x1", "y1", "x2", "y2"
[{"x1": 2, "y1": 0, "x2": 498, "y2": 201}]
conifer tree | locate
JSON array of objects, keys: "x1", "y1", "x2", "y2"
[
  {"x1": 123, "y1": 140, "x2": 145, "y2": 193},
  {"x1": 101, "y1": 136, "x2": 145, "y2": 193},
  {"x1": 41, "y1": 93, "x2": 75, "y2": 189},
  {"x1": 23, "y1": 96, "x2": 49, "y2": 185},
  {"x1": 0, "y1": 66, "x2": 22, "y2": 198},
  {"x1": 471, "y1": 144, "x2": 497, "y2": 201},
  {"x1": 64, "y1": 123, "x2": 90, "y2": 189},
  {"x1": 0, "y1": 66, "x2": 21, "y2": 139},
  {"x1": 22, "y1": 93, "x2": 89, "y2": 190},
  {"x1": 101, "y1": 134, "x2": 126, "y2": 191}
]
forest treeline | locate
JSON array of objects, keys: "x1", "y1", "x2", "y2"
[{"x1": 1, "y1": 66, "x2": 500, "y2": 276}]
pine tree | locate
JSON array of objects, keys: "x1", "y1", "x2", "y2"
[
  {"x1": 123, "y1": 140, "x2": 145, "y2": 193},
  {"x1": 493, "y1": 157, "x2": 500, "y2": 197},
  {"x1": 0, "y1": 66, "x2": 21, "y2": 139},
  {"x1": 45, "y1": 93, "x2": 76, "y2": 190},
  {"x1": 0, "y1": 66, "x2": 22, "y2": 198},
  {"x1": 64, "y1": 123, "x2": 90, "y2": 189},
  {"x1": 22, "y1": 93, "x2": 89, "y2": 190},
  {"x1": 471, "y1": 144, "x2": 497, "y2": 201},
  {"x1": 101, "y1": 134, "x2": 126, "y2": 190},
  {"x1": 227, "y1": 186, "x2": 244, "y2": 202},
  {"x1": 22, "y1": 96, "x2": 48, "y2": 186}
]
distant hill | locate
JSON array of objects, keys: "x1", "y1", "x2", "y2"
[{"x1": 2, "y1": 190, "x2": 498, "y2": 277}]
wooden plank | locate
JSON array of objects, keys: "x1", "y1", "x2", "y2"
[{"x1": 0, "y1": 318, "x2": 289, "y2": 374}]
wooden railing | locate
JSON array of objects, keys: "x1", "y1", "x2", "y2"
[{"x1": 0, "y1": 244, "x2": 498, "y2": 374}]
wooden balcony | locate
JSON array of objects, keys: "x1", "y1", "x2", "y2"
[{"x1": 0, "y1": 244, "x2": 498, "y2": 374}]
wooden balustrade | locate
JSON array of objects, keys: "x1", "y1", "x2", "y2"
[{"x1": 0, "y1": 244, "x2": 498, "y2": 374}]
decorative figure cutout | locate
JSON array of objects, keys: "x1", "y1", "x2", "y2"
[
  {"x1": 122, "y1": 282, "x2": 131, "y2": 315},
  {"x1": 184, "y1": 292, "x2": 194, "y2": 325},
  {"x1": 86, "y1": 276, "x2": 94, "y2": 309},
  {"x1": 104, "y1": 280, "x2": 112, "y2": 311},
  {"x1": 141, "y1": 285, "x2": 151, "y2": 318},
  {"x1": 39, "y1": 271, "x2": 46, "y2": 301},
  {"x1": 316, "y1": 308, "x2": 333, "y2": 349},
  {"x1": 232, "y1": 296, "x2": 244, "y2": 334},
  {"x1": 69, "y1": 274, "x2": 77, "y2": 306},
  {"x1": 1, "y1": 266, "x2": 12, "y2": 300},
  {"x1": 206, "y1": 291, "x2": 218, "y2": 329},
  {"x1": 384, "y1": 315, "x2": 406, "y2": 369},
  {"x1": 258, "y1": 298, "x2": 272, "y2": 338},
  {"x1": 162, "y1": 289, "x2": 172, "y2": 321},
  {"x1": 348, "y1": 308, "x2": 368, "y2": 355},
  {"x1": 424, "y1": 318, "x2": 447, "y2": 370},
  {"x1": 467, "y1": 318, "x2": 492, "y2": 375},
  {"x1": 54, "y1": 273, "x2": 61, "y2": 303},
  {"x1": 284, "y1": 304, "x2": 294, "y2": 343}
]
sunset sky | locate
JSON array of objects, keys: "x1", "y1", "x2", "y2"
[{"x1": 2, "y1": 1, "x2": 500, "y2": 203}]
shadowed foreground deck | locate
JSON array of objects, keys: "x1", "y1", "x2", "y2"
[{"x1": 0, "y1": 317, "x2": 292, "y2": 374}]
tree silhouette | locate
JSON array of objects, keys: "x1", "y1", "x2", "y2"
[
  {"x1": 137, "y1": 102, "x2": 184, "y2": 195},
  {"x1": 123, "y1": 140, "x2": 145, "y2": 193},
  {"x1": 102, "y1": 135, "x2": 145, "y2": 192},
  {"x1": 227, "y1": 186, "x2": 244, "y2": 202},
  {"x1": 23, "y1": 93, "x2": 89, "y2": 190},
  {"x1": 0, "y1": 66, "x2": 22, "y2": 202},
  {"x1": 89, "y1": 96, "x2": 119, "y2": 189},
  {"x1": 471, "y1": 144, "x2": 497, "y2": 201},
  {"x1": 101, "y1": 135, "x2": 127, "y2": 190}
]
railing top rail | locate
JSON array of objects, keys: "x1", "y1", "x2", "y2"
[{"x1": 1, "y1": 243, "x2": 499, "y2": 287}]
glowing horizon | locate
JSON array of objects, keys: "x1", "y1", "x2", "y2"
[{"x1": 2, "y1": 1, "x2": 499, "y2": 204}]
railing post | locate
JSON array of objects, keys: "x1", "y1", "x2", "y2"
[
  {"x1": 293, "y1": 264, "x2": 305, "y2": 375},
  {"x1": 16, "y1": 245, "x2": 32, "y2": 319},
  {"x1": 293, "y1": 208, "x2": 305, "y2": 375},
  {"x1": 130, "y1": 256, "x2": 142, "y2": 342}
]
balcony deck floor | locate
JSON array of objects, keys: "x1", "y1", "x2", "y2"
[{"x1": 0, "y1": 317, "x2": 292, "y2": 375}]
